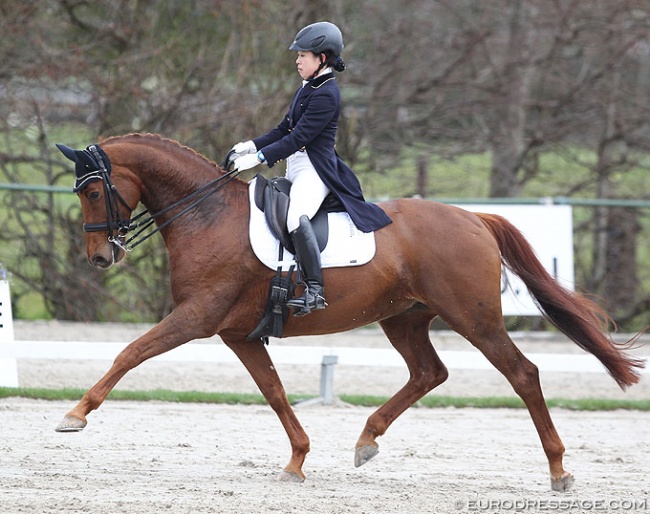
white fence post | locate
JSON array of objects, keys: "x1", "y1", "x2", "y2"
[
  {"x1": 292, "y1": 354, "x2": 339, "y2": 407},
  {"x1": 0, "y1": 270, "x2": 19, "y2": 387},
  {"x1": 319, "y1": 355, "x2": 339, "y2": 405}
]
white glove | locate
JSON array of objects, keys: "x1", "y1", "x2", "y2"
[
  {"x1": 230, "y1": 140, "x2": 257, "y2": 159},
  {"x1": 233, "y1": 153, "x2": 262, "y2": 172}
]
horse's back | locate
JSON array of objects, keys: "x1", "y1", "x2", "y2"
[{"x1": 375, "y1": 198, "x2": 497, "y2": 254}]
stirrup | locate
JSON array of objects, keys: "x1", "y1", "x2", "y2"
[{"x1": 287, "y1": 291, "x2": 327, "y2": 317}]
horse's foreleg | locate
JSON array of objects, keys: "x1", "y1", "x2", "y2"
[
  {"x1": 224, "y1": 338, "x2": 310, "y2": 483},
  {"x1": 55, "y1": 306, "x2": 207, "y2": 432},
  {"x1": 355, "y1": 309, "x2": 447, "y2": 467}
]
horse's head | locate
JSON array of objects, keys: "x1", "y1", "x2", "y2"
[{"x1": 56, "y1": 143, "x2": 139, "y2": 269}]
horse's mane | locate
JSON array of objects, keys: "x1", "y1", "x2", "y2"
[
  {"x1": 98, "y1": 133, "x2": 248, "y2": 209},
  {"x1": 100, "y1": 133, "x2": 223, "y2": 171}
]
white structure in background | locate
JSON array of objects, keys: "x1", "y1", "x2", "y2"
[
  {"x1": 0, "y1": 206, "x2": 575, "y2": 389},
  {"x1": 458, "y1": 204, "x2": 574, "y2": 316},
  {"x1": 0, "y1": 265, "x2": 18, "y2": 387}
]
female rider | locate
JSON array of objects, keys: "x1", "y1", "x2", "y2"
[{"x1": 231, "y1": 21, "x2": 392, "y2": 316}]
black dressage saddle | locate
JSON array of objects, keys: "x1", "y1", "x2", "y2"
[{"x1": 252, "y1": 173, "x2": 344, "y2": 255}]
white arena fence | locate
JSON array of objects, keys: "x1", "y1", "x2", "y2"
[{"x1": 2, "y1": 339, "x2": 646, "y2": 402}]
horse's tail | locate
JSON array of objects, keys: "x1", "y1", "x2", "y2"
[{"x1": 477, "y1": 212, "x2": 645, "y2": 390}]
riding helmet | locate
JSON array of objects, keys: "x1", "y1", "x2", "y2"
[{"x1": 289, "y1": 21, "x2": 344, "y2": 55}]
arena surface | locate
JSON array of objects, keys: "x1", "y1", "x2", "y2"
[{"x1": 1, "y1": 322, "x2": 648, "y2": 513}]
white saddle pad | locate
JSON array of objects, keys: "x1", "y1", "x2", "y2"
[{"x1": 248, "y1": 177, "x2": 376, "y2": 271}]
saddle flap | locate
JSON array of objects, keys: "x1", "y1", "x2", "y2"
[
  {"x1": 254, "y1": 175, "x2": 329, "y2": 254},
  {"x1": 253, "y1": 173, "x2": 268, "y2": 211},
  {"x1": 264, "y1": 178, "x2": 294, "y2": 253}
]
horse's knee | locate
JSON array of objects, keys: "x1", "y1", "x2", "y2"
[
  {"x1": 263, "y1": 387, "x2": 289, "y2": 411},
  {"x1": 112, "y1": 352, "x2": 136, "y2": 371}
]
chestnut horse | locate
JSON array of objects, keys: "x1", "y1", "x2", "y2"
[{"x1": 56, "y1": 133, "x2": 644, "y2": 491}]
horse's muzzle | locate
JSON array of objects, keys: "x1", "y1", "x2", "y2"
[{"x1": 89, "y1": 241, "x2": 124, "y2": 269}]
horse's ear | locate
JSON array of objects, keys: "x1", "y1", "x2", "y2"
[
  {"x1": 74, "y1": 149, "x2": 97, "y2": 169},
  {"x1": 56, "y1": 144, "x2": 78, "y2": 163}
]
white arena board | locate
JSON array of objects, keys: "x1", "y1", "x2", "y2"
[
  {"x1": 0, "y1": 279, "x2": 18, "y2": 386},
  {"x1": 457, "y1": 204, "x2": 574, "y2": 316}
]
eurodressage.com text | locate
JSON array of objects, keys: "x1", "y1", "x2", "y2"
[{"x1": 455, "y1": 497, "x2": 648, "y2": 511}]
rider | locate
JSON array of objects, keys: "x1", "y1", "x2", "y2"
[{"x1": 231, "y1": 21, "x2": 392, "y2": 316}]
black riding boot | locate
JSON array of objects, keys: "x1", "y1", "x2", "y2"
[{"x1": 287, "y1": 215, "x2": 327, "y2": 316}]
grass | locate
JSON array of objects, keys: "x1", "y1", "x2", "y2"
[{"x1": 1, "y1": 387, "x2": 648, "y2": 411}]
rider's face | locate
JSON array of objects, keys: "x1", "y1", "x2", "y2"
[{"x1": 296, "y1": 51, "x2": 322, "y2": 80}]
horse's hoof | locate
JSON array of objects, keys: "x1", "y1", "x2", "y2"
[
  {"x1": 551, "y1": 472, "x2": 575, "y2": 492},
  {"x1": 276, "y1": 470, "x2": 305, "y2": 483},
  {"x1": 55, "y1": 415, "x2": 87, "y2": 432},
  {"x1": 354, "y1": 444, "x2": 379, "y2": 467}
]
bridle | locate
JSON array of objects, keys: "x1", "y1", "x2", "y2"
[
  {"x1": 78, "y1": 145, "x2": 133, "y2": 249},
  {"x1": 76, "y1": 146, "x2": 241, "y2": 252}
]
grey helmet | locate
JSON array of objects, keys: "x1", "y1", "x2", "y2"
[{"x1": 289, "y1": 21, "x2": 344, "y2": 55}]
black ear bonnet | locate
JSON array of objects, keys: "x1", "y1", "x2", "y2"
[{"x1": 56, "y1": 143, "x2": 111, "y2": 192}]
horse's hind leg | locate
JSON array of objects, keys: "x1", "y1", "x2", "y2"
[
  {"x1": 355, "y1": 306, "x2": 448, "y2": 467},
  {"x1": 457, "y1": 318, "x2": 574, "y2": 491}
]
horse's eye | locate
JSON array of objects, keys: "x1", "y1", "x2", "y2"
[{"x1": 87, "y1": 190, "x2": 101, "y2": 201}]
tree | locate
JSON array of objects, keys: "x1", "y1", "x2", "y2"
[
  {"x1": 2, "y1": 0, "x2": 650, "y2": 329},
  {"x1": 0, "y1": 0, "x2": 349, "y2": 320}
]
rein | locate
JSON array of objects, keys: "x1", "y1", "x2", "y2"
[{"x1": 84, "y1": 147, "x2": 241, "y2": 252}]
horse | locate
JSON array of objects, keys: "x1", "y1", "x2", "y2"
[{"x1": 55, "y1": 133, "x2": 644, "y2": 491}]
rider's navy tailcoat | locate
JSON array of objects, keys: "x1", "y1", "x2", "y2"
[{"x1": 253, "y1": 73, "x2": 392, "y2": 233}]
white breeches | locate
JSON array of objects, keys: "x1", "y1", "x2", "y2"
[{"x1": 285, "y1": 150, "x2": 331, "y2": 232}]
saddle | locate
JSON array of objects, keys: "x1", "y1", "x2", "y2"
[
  {"x1": 247, "y1": 174, "x2": 344, "y2": 343},
  {"x1": 252, "y1": 173, "x2": 343, "y2": 255}
]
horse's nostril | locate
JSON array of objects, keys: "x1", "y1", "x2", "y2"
[{"x1": 91, "y1": 254, "x2": 110, "y2": 268}]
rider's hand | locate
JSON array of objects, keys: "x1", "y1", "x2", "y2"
[
  {"x1": 230, "y1": 140, "x2": 256, "y2": 159},
  {"x1": 233, "y1": 153, "x2": 262, "y2": 172}
]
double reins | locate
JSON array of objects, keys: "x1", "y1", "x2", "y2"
[{"x1": 84, "y1": 148, "x2": 240, "y2": 252}]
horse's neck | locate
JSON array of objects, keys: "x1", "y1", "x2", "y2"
[
  {"x1": 107, "y1": 138, "x2": 248, "y2": 239},
  {"x1": 135, "y1": 152, "x2": 250, "y2": 256},
  {"x1": 128, "y1": 146, "x2": 230, "y2": 214}
]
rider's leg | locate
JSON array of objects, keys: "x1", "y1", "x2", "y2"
[
  {"x1": 285, "y1": 151, "x2": 330, "y2": 232},
  {"x1": 287, "y1": 215, "x2": 327, "y2": 315},
  {"x1": 285, "y1": 152, "x2": 330, "y2": 315}
]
